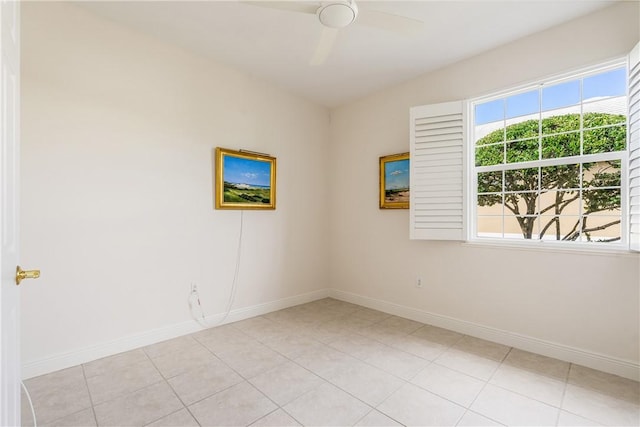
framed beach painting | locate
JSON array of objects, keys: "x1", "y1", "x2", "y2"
[
  {"x1": 380, "y1": 152, "x2": 409, "y2": 209},
  {"x1": 215, "y1": 147, "x2": 276, "y2": 210}
]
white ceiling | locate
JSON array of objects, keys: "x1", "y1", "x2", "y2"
[{"x1": 78, "y1": 1, "x2": 615, "y2": 108}]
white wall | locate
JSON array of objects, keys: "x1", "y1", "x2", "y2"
[
  {"x1": 21, "y1": 1, "x2": 640, "y2": 379},
  {"x1": 329, "y1": 2, "x2": 640, "y2": 369},
  {"x1": 20, "y1": 2, "x2": 330, "y2": 372}
]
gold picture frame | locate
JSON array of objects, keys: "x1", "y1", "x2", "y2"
[
  {"x1": 380, "y1": 152, "x2": 410, "y2": 209},
  {"x1": 215, "y1": 147, "x2": 276, "y2": 210}
]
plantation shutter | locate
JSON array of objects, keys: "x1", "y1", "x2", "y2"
[
  {"x1": 629, "y1": 41, "x2": 640, "y2": 251},
  {"x1": 410, "y1": 101, "x2": 466, "y2": 240}
]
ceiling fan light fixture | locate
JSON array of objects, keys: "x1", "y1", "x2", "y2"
[{"x1": 317, "y1": 1, "x2": 358, "y2": 29}]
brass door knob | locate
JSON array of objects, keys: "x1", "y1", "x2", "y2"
[{"x1": 16, "y1": 266, "x2": 40, "y2": 286}]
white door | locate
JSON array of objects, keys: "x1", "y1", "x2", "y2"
[{"x1": 0, "y1": 0, "x2": 20, "y2": 425}]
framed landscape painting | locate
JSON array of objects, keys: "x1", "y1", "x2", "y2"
[
  {"x1": 380, "y1": 152, "x2": 409, "y2": 209},
  {"x1": 215, "y1": 147, "x2": 276, "y2": 210}
]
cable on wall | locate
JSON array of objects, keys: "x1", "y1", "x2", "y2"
[
  {"x1": 21, "y1": 380, "x2": 37, "y2": 427},
  {"x1": 188, "y1": 210, "x2": 244, "y2": 328}
]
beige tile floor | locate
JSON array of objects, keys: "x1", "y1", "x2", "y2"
[{"x1": 21, "y1": 298, "x2": 640, "y2": 426}]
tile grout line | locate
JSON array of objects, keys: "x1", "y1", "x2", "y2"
[
  {"x1": 483, "y1": 349, "x2": 576, "y2": 415},
  {"x1": 555, "y1": 363, "x2": 611, "y2": 427},
  {"x1": 350, "y1": 408, "x2": 377, "y2": 426},
  {"x1": 182, "y1": 317, "x2": 336, "y2": 424},
  {"x1": 152, "y1": 343, "x2": 252, "y2": 415},
  {"x1": 274, "y1": 325, "x2": 473, "y2": 426},
  {"x1": 554, "y1": 362, "x2": 572, "y2": 427},
  {"x1": 254, "y1": 310, "x2": 407, "y2": 422},
  {"x1": 143, "y1": 346, "x2": 203, "y2": 426},
  {"x1": 455, "y1": 346, "x2": 514, "y2": 426},
  {"x1": 25, "y1": 299, "x2": 639, "y2": 427},
  {"x1": 241, "y1": 306, "x2": 386, "y2": 424},
  {"x1": 80, "y1": 364, "x2": 100, "y2": 427},
  {"x1": 260, "y1": 305, "x2": 487, "y2": 422},
  {"x1": 83, "y1": 351, "x2": 167, "y2": 410}
]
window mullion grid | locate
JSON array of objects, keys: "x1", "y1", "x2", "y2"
[
  {"x1": 579, "y1": 162, "x2": 584, "y2": 242},
  {"x1": 537, "y1": 87, "x2": 543, "y2": 239},
  {"x1": 502, "y1": 99, "x2": 507, "y2": 165},
  {"x1": 578, "y1": 76, "x2": 584, "y2": 241},
  {"x1": 536, "y1": 167, "x2": 541, "y2": 239},
  {"x1": 502, "y1": 99, "x2": 507, "y2": 238},
  {"x1": 471, "y1": 59, "x2": 627, "y2": 246},
  {"x1": 501, "y1": 170, "x2": 505, "y2": 238},
  {"x1": 538, "y1": 86, "x2": 543, "y2": 162},
  {"x1": 476, "y1": 151, "x2": 623, "y2": 173}
]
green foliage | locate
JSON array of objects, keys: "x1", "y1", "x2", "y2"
[
  {"x1": 541, "y1": 114, "x2": 580, "y2": 134},
  {"x1": 475, "y1": 112, "x2": 625, "y2": 241},
  {"x1": 223, "y1": 182, "x2": 271, "y2": 204},
  {"x1": 584, "y1": 125, "x2": 627, "y2": 154}
]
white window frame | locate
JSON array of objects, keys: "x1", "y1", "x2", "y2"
[{"x1": 466, "y1": 58, "x2": 631, "y2": 252}]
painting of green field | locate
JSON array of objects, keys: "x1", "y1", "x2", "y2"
[
  {"x1": 222, "y1": 154, "x2": 272, "y2": 204},
  {"x1": 223, "y1": 182, "x2": 271, "y2": 204},
  {"x1": 215, "y1": 147, "x2": 276, "y2": 210}
]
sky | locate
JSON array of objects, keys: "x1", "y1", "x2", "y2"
[
  {"x1": 223, "y1": 155, "x2": 272, "y2": 187},
  {"x1": 385, "y1": 159, "x2": 410, "y2": 190},
  {"x1": 475, "y1": 67, "x2": 626, "y2": 126}
]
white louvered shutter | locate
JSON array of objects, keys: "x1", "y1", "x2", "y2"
[
  {"x1": 410, "y1": 101, "x2": 466, "y2": 240},
  {"x1": 629, "y1": 41, "x2": 640, "y2": 251}
]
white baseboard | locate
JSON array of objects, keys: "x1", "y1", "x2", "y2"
[
  {"x1": 23, "y1": 287, "x2": 639, "y2": 382},
  {"x1": 22, "y1": 289, "x2": 329, "y2": 379},
  {"x1": 329, "y1": 289, "x2": 640, "y2": 381}
]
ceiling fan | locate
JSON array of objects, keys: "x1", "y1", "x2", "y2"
[{"x1": 244, "y1": 1, "x2": 424, "y2": 66}]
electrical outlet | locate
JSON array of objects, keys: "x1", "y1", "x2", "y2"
[{"x1": 416, "y1": 277, "x2": 423, "y2": 288}]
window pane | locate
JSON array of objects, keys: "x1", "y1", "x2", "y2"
[
  {"x1": 475, "y1": 99, "x2": 504, "y2": 125},
  {"x1": 505, "y1": 117, "x2": 539, "y2": 141},
  {"x1": 541, "y1": 164, "x2": 580, "y2": 190},
  {"x1": 477, "y1": 171, "x2": 502, "y2": 194},
  {"x1": 538, "y1": 216, "x2": 580, "y2": 240},
  {"x1": 476, "y1": 125, "x2": 504, "y2": 145},
  {"x1": 581, "y1": 188, "x2": 622, "y2": 242},
  {"x1": 477, "y1": 216, "x2": 502, "y2": 237},
  {"x1": 582, "y1": 188, "x2": 621, "y2": 214},
  {"x1": 504, "y1": 192, "x2": 538, "y2": 215},
  {"x1": 578, "y1": 216, "x2": 621, "y2": 242},
  {"x1": 583, "y1": 125, "x2": 626, "y2": 154},
  {"x1": 583, "y1": 97, "x2": 626, "y2": 117},
  {"x1": 471, "y1": 62, "x2": 627, "y2": 247},
  {"x1": 541, "y1": 132, "x2": 580, "y2": 159},
  {"x1": 541, "y1": 111, "x2": 580, "y2": 134},
  {"x1": 539, "y1": 190, "x2": 580, "y2": 215},
  {"x1": 475, "y1": 143, "x2": 503, "y2": 167},
  {"x1": 583, "y1": 111, "x2": 626, "y2": 128},
  {"x1": 505, "y1": 168, "x2": 539, "y2": 192},
  {"x1": 504, "y1": 214, "x2": 537, "y2": 239},
  {"x1": 477, "y1": 194, "x2": 502, "y2": 215},
  {"x1": 583, "y1": 161, "x2": 621, "y2": 188},
  {"x1": 507, "y1": 138, "x2": 538, "y2": 163},
  {"x1": 583, "y1": 68, "x2": 626, "y2": 100},
  {"x1": 542, "y1": 80, "x2": 580, "y2": 111},
  {"x1": 475, "y1": 127, "x2": 504, "y2": 146},
  {"x1": 588, "y1": 207, "x2": 621, "y2": 216},
  {"x1": 506, "y1": 90, "x2": 539, "y2": 119}
]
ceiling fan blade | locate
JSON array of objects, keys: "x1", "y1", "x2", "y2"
[
  {"x1": 309, "y1": 27, "x2": 339, "y2": 66},
  {"x1": 242, "y1": 1, "x2": 318, "y2": 15},
  {"x1": 358, "y1": 9, "x2": 424, "y2": 36}
]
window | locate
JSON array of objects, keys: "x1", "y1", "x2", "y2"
[
  {"x1": 472, "y1": 64, "x2": 627, "y2": 246},
  {"x1": 410, "y1": 42, "x2": 640, "y2": 251}
]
